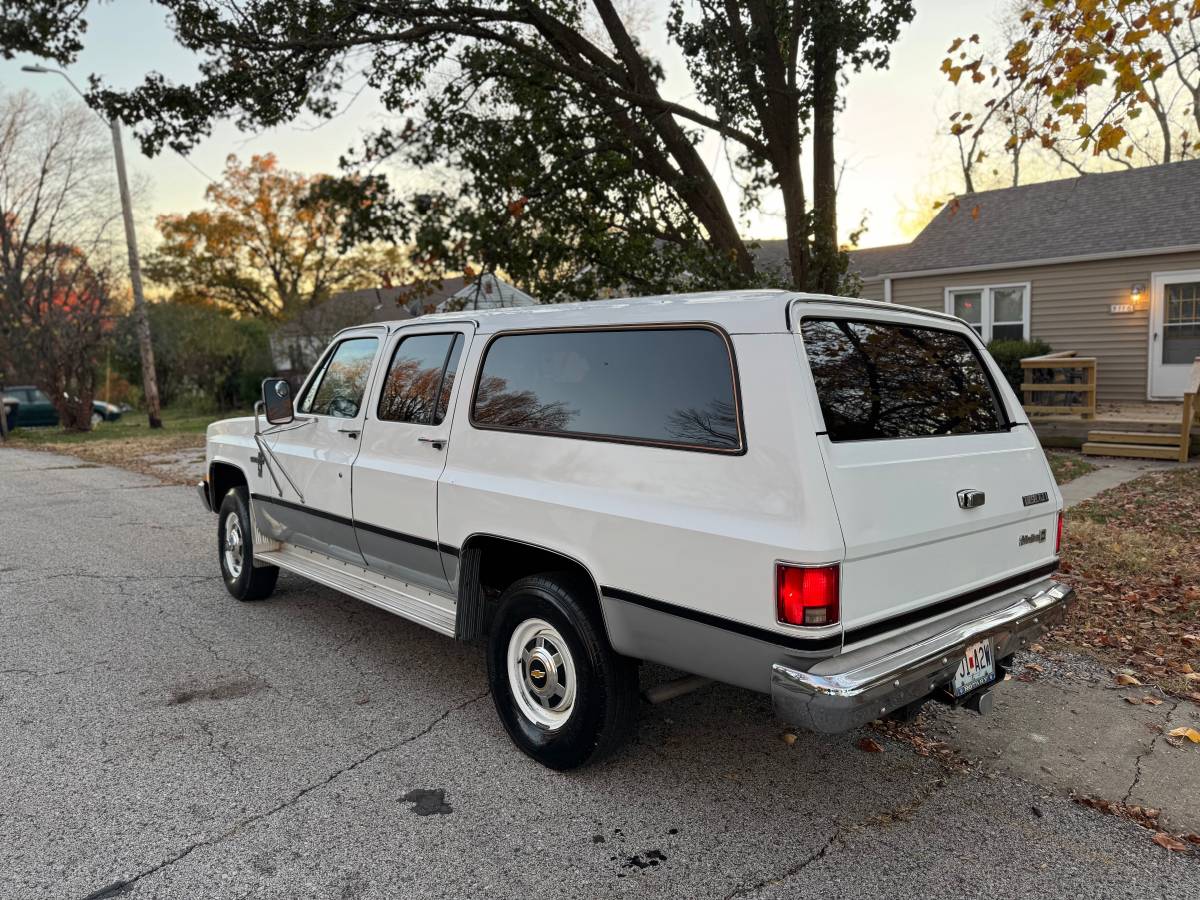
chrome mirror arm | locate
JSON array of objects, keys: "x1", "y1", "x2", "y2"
[{"x1": 253, "y1": 400, "x2": 306, "y2": 503}]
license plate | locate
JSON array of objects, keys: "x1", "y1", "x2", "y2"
[{"x1": 951, "y1": 638, "x2": 995, "y2": 697}]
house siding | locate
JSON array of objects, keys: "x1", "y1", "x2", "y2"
[
  {"x1": 859, "y1": 279, "x2": 885, "y2": 303},
  {"x1": 887, "y1": 250, "x2": 1200, "y2": 403}
]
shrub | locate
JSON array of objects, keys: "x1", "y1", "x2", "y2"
[
  {"x1": 986, "y1": 338, "x2": 1052, "y2": 395},
  {"x1": 112, "y1": 300, "x2": 273, "y2": 411}
]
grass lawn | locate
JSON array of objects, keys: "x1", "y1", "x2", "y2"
[
  {"x1": 4, "y1": 408, "x2": 230, "y2": 445},
  {"x1": 1046, "y1": 450, "x2": 1098, "y2": 486},
  {"x1": 2, "y1": 408, "x2": 249, "y2": 484},
  {"x1": 1055, "y1": 467, "x2": 1200, "y2": 701}
]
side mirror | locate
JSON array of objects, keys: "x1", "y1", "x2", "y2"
[{"x1": 262, "y1": 378, "x2": 294, "y2": 425}]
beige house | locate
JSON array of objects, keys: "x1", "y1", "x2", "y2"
[{"x1": 839, "y1": 161, "x2": 1200, "y2": 403}]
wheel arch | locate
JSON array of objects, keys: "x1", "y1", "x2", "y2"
[
  {"x1": 208, "y1": 459, "x2": 249, "y2": 511},
  {"x1": 455, "y1": 533, "x2": 610, "y2": 643}
]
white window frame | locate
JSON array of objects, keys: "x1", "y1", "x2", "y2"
[{"x1": 944, "y1": 282, "x2": 1031, "y2": 342}]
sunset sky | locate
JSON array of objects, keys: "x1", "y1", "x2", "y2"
[{"x1": 0, "y1": 0, "x2": 1012, "y2": 251}]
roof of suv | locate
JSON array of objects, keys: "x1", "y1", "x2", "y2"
[{"x1": 362, "y1": 289, "x2": 958, "y2": 335}]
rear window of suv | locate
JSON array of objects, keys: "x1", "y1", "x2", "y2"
[
  {"x1": 471, "y1": 326, "x2": 743, "y2": 452},
  {"x1": 800, "y1": 317, "x2": 1007, "y2": 442}
]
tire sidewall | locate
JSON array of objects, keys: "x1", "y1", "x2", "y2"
[
  {"x1": 488, "y1": 584, "x2": 611, "y2": 770},
  {"x1": 217, "y1": 489, "x2": 254, "y2": 599}
]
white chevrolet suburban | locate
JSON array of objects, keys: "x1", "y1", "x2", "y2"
[{"x1": 199, "y1": 290, "x2": 1072, "y2": 769}]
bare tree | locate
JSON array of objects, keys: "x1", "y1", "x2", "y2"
[{"x1": 0, "y1": 90, "x2": 121, "y2": 431}]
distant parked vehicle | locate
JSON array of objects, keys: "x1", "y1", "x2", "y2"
[{"x1": 5, "y1": 386, "x2": 123, "y2": 428}]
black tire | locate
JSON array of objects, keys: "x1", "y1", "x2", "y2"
[
  {"x1": 487, "y1": 573, "x2": 639, "y2": 770},
  {"x1": 217, "y1": 487, "x2": 279, "y2": 602}
]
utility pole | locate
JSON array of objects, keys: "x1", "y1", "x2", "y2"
[
  {"x1": 22, "y1": 65, "x2": 163, "y2": 428},
  {"x1": 109, "y1": 117, "x2": 162, "y2": 427}
]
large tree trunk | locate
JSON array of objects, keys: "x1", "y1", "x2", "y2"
[
  {"x1": 51, "y1": 386, "x2": 94, "y2": 432},
  {"x1": 778, "y1": 155, "x2": 810, "y2": 290},
  {"x1": 809, "y1": 1, "x2": 840, "y2": 295}
]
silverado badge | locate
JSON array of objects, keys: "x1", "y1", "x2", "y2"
[{"x1": 1019, "y1": 529, "x2": 1047, "y2": 547}]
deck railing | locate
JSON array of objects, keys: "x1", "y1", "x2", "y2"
[
  {"x1": 1181, "y1": 358, "x2": 1200, "y2": 462},
  {"x1": 1020, "y1": 350, "x2": 1098, "y2": 419}
]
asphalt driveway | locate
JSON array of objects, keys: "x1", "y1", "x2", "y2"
[{"x1": 1, "y1": 447, "x2": 1196, "y2": 899}]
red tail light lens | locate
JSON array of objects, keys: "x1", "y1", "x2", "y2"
[
  {"x1": 1055, "y1": 511, "x2": 1063, "y2": 554},
  {"x1": 777, "y1": 563, "x2": 840, "y2": 626}
]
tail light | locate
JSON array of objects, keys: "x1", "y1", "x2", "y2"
[
  {"x1": 1055, "y1": 511, "x2": 1063, "y2": 554},
  {"x1": 777, "y1": 563, "x2": 840, "y2": 626}
]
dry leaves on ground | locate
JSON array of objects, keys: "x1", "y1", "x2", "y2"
[
  {"x1": 1051, "y1": 468, "x2": 1200, "y2": 702},
  {"x1": 1075, "y1": 796, "x2": 1199, "y2": 853},
  {"x1": 1168, "y1": 726, "x2": 1200, "y2": 744}
]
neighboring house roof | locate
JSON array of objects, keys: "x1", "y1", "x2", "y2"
[
  {"x1": 867, "y1": 158, "x2": 1200, "y2": 278},
  {"x1": 752, "y1": 240, "x2": 910, "y2": 279},
  {"x1": 761, "y1": 158, "x2": 1200, "y2": 281},
  {"x1": 268, "y1": 274, "x2": 538, "y2": 371}
]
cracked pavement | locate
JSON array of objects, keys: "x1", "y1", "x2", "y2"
[{"x1": 1, "y1": 447, "x2": 1197, "y2": 899}]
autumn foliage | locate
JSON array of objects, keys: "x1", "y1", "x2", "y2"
[{"x1": 942, "y1": 0, "x2": 1200, "y2": 191}]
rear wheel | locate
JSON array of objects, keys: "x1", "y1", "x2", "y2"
[
  {"x1": 217, "y1": 487, "x2": 278, "y2": 601},
  {"x1": 487, "y1": 573, "x2": 638, "y2": 770}
]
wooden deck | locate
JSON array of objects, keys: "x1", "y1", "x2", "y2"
[{"x1": 1032, "y1": 402, "x2": 1199, "y2": 450}]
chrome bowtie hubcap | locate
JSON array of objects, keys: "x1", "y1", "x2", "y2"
[
  {"x1": 223, "y1": 512, "x2": 244, "y2": 579},
  {"x1": 507, "y1": 618, "x2": 577, "y2": 730}
]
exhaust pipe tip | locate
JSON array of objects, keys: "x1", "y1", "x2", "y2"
[{"x1": 966, "y1": 689, "x2": 994, "y2": 716}]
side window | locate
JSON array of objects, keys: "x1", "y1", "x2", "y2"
[
  {"x1": 377, "y1": 333, "x2": 465, "y2": 425},
  {"x1": 471, "y1": 327, "x2": 742, "y2": 452},
  {"x1": 298, "y1": 337, "x2": 379, "y2": 418}
]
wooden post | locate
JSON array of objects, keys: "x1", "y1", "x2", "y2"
[{"x1": 1180, "y1": 358, "x2": 1200, "y2": 463}]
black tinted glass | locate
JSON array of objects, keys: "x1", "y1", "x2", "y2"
[
  {"x1": 801, "y1": 318, "x2": 1005, "y2": 442},
  {"x1": 472, "y1": 328, "x2": 741, "y2": 451},
  {"x1": 378, "y1": 333, "x2": 462, "y2": 425},
  {"x1": 300, "y1": 337, "x2": 378, "y2": 418}
]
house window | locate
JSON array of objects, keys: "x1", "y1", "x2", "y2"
[{"x1": 946, "y1": 284, "x2": 1030, "y2": 342}]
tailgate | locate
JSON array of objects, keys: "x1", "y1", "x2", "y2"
[
  {"x1": 796, "y1": 312, "x2": 1060, "y2": 644},
  {"x1": 819, "y1": 429, "x2": 1058, "y2": 640}
]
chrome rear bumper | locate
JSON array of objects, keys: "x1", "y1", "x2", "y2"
[{"x1": 771, "y1": 580, "x2": 1073, "y2": 733}]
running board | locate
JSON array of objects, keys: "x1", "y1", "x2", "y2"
[{"x1": 259, "y1": 545, "x2": 457, "y2": 636}]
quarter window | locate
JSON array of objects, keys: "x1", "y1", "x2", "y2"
[
  {"x1": 377, "y1": 333, "x2": 465, "y2": 425},
  {"x1": 946, "y1": 284, "x2": 1029, "y2": 342},
  {"x1": 801, "y1": 318, "x2": 1006, "y2": 442},
  {"x1": 298, "y1": 337, "x2": 379, "y2": 418},
  {"x1": 472, "y1": 327, "x2": 742, "y2": 452}
]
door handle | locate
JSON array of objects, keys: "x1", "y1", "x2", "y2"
[
  {"x1": 418, "y1": 437, "x2": 447, "y2": 450},
  {"x1": 337, "y1": 428, "x2": 360, "y2": 439}
]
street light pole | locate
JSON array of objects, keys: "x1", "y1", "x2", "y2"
[{"x1": 22, "y1": 65, "x2": 162, "y2": 429}]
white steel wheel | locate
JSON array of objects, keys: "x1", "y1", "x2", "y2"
[
  {"x1": 506, "y1": 617, "x2": 577, "y2": 730},
  {"x1": 222, "y1": 511, "x2": 244, "y2": 579}
]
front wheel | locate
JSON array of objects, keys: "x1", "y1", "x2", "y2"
[
  {"x1": 217, "y1": 487, "x2": 278, "y2": 601},
  {"x1": 487, "y1": 573, "x2": 638, "y2": 770}
]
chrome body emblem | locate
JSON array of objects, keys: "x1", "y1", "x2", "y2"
[
  {"x1": 1019, "y1": 529, "x2": 1047, "y2": 546},
  {"x1": 1022, "y1": 491, "x2": 1049, "y2": 507},
  {"x1": 957, "y1": 489, "x2": 986, "y2": 510}
]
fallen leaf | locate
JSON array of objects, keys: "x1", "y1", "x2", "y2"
[
  {"x1": 1185, "y1": 833, "x2": 1200, "y2": 845},
  {"x1": 1029, "y1": 643, "x2": 1045, "y2": 653},
  {"x1": 1167, "y1": 727, "x2": 1200, "y2": 743},
  {"x1": 781, "y1": 731, "x2": 797, "y2": 746},
  {"x1": 1144, "y1": 697, "x2": 1164, "y2": 706},
  {"x1": 857, "y1": 737, "x2": 884, "y2": 753},
  {"x1": 1117, "y1": 674, "x2": 1142, "y2": 686},
  {"x1": 1152, "y1": 832, "x2": 1189, "y2": 852},
  {"x1": 1025, "y1": 663, "x2": 1045, "y2": 672},
  {"x1": 1124, "y1": 697, "x2": 1142, "y2": 705}
]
